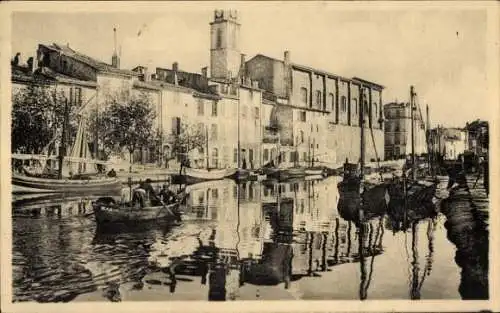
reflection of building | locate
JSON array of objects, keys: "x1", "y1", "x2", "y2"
[
  {"x1": 187, "y1": 180, "x2": 265, "y2": 261},
  {"x1": 384, "y1": 102, "x2": 426, "y2": 160}
]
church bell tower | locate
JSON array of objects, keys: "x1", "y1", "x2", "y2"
[{"x1": 210, "y1": 9, "x2": 241, "y2": 80}]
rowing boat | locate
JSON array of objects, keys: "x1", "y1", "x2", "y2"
[{"x1": 92, "y1": 197, "x2": 182, "y2": 229}]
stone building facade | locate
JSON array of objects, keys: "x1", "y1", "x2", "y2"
[
  {"x1": 383, "y1": 102, "x2": 427, "y2": 160},
  {"x1": 245, "y1": 53, "x2": 385, "y2": 166}
]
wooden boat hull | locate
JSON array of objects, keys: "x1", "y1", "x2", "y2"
[
  {"x1": 172, "y1": 168, "x2": 236, "y2": 185},
  {"x1": 12, "y1": 174, "x2": 122, "y2": 194},
  {"x1": 387, "y1": 180, "x2": 437, "y2": 205},
  {"x1": 267, "y1": 167, "x2": 306, "y2": 181},
  {"x1": 230, "y1": 168, "x2": 250, "y2": 181},
  {"x1": 304, "y1": 167, "x2": 326, "y2": 177},
  {"x1": 338, "y1": 181, "x2": 389, "y2": 223},
  {"x1": 92, "y1": 198, "x2": 181, "y2": 229}
]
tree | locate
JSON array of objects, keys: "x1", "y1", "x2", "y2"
[
  {"x1": 89, "y1": 91, "x2": 156, "y2": 170},
  {"x1": 12, "y1": 83, "x2": 78, "y2": 154},
  {"x1": 166, "y1": 122, "x2": 206, "y2": 164}
]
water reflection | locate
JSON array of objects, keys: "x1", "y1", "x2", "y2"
[{"x1": 12, "y1": 176, "x2": 459, "y2": 301}]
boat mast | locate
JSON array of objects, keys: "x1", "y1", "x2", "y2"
[
  {"x1": 205, "y1": 125, "x2": 209, "y2": 169},
  {"x1": 426, "y1": 104, "x2": 432, "y2": 175},
  {"x1": 410, "y1": 86, "x2": 416, "y2": 180},
  {"x1": 360, "y1": 86, "x2": 365, "y2": 179},
  {"x1": 237, "y1": 83, "x2": 241, "y2": 169},
  {"x1": 58, "y1": 98, "x2": 69, "y2": 179}
]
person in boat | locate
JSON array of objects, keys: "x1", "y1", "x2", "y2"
[
  {"x1": 107, "y1": 168, "x2": 117, "y2": 178},
  {"x1": 160, "y1": 182, "x2": 177, "y2": 205},
  {"x1": 133, "y1": 178, "x2": 161, "y2": 208}
]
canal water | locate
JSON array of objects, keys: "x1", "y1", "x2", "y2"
[{"x1": 12, "y1": 176, "x2": 463, "y2": 302}]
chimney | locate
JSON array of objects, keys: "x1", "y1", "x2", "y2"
[
  {"x1": 112, "y1": 27, "x2": 120, "y2": 68},
  {"x1": 172, "y1": 62, "x2": 179, "y2": 72},
  {"x1": 201, "y1": 66, "x2": 208, "y2": 78},
  {"x1": 284, "y1": 50, "x2": 292, "y2": 100},
  {"x1": 284, "y1": 50, "x2": 290, "y2": 64},
  {"x1": 27, "y1": 57, "x2": 35, "y2": 73},
  {"x1": 239, "y1": 54, "x2": 246, "y2": 82}
]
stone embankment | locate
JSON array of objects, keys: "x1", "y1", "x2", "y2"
[{"x1": 440, "y1": 172, "x2": 489, "y2": 300}]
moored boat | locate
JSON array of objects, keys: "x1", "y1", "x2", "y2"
[
  {"x1": 172, "y1": 167, "x2": 236, "y2": 185},
  {"x1": 12, "y1": 173, "x2": 121, "y2": 194},
  {"x1": 267, "y1": 167, "x2": 305, "y2": 181},
  {"x1": 92, "y1": 197, "x2": 183, "y2": 229},
  {"x1": 304, "y1": 167, "x2": 327, "y2": 177},
  {"x1": 11, "y1": 107, "x2": 120, "y2": 194},
  {"x1": 230, "y1": 168, "x2": 250, "y2": 181}
]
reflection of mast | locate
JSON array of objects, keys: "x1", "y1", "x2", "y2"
[
  {"x1": 334, "y1": 218, "x2": 340, "y2": 264},
  {"x1": 358, "y1": 223, "x2": 367, "y2": 300},
  {"x1": 417, "y1": 218, "x2": 435, "y2": 291},
  {"x1": 359, "y1": 217, "x2": 384, "y2": 300},
  {"x1": 406, "y1": 218, "x2": 436, "y2": 300},
  {"x1": 307, "y1": 232, "x2": 314, "y2": 276},
  {"x1": 321, "y1": 232, "x2": 327, "y2": 271},
  {"x1": 410, "y1": 221, "x2": 420, "y2": 300},
  {"x1": 347, "y1": 221, "x2": 352, "y2": 257}
]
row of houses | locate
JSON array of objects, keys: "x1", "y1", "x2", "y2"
[
  {"x1": 11, "y1": 9, "x2": 386, "y2": 170},
  {"x1": 383, "y1": 100, "x2": 488, "y2": 162}
]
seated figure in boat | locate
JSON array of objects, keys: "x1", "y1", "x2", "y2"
[
  {"x1": 107, "y1": 168, "x2": 117, "y2": 178},
  {"x1": 160, "y1": 182, "x2": 177, "y2": 205},
  {"x1": 132, "y1": 179, "x2": 161, "y2": 208}
]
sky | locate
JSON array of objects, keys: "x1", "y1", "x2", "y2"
[{"x1": 10, "y1": 3, "x2": 494, "y2": 127}]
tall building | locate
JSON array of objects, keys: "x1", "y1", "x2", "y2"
[
  {"x1": 383, "y1": 102, "x2": 426, "y2": 160},
  {"x1": 210, "y1": 9, "x2": 242, "y2": 80},
  {"x1": 245, "y1": 53, "x2": 385, "y2": 166}
]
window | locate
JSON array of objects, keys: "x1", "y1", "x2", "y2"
[
  {"x1": 373, "y1": 102, "x2": 378, "y2": 117},
  {"x1": 229, "y1": 85, "x2": 237, "y2": 95},
  {"x1": 364, "y1": 101, "x2": 369, "y2": 115},
  {"x1": 316, "y1": 125, "x2": 319, "y2": 132},
  {"x1": 315, "y1": 90, "x2": 322, "y2": 108},
  {"x1": 300, "y1": 87, "x2": 308, "y2": 104},
  {"x1": 299, "y1": 111, "x2": 306, "y2": 122},
  {"x1": 353, "y1": 99, "x2": 358, "y2": 114},
  {"x1": 211, "y1": 148, "x2": 218, "y2": 168},
  {"x1": 197, "y1": 100, "x2": 204, "y2": 116},
  {"x1": 212, "y1": 102, "x2": 218, "y2": 116},
  {"x1": 341, "y1": 96, "x2": 347, "y2": 112},
  {"x1": 329, "y1": 93, "x2": 335, "y2": 111},
  {"x1": 216, "y1": 28, "x2": 222, "y2": 49},
  {"x1": 263, "y1": 149, "x2": 269, "y2": 161},
  {"x1": 70, "y1": 87, "x2": 82, "y2": 106},
  {"x1": 303, "y1": 152, "x2": 307, "y2": 162},
  {"x1": 172, "y1": 117, "x2": 181, "y2": 135},
  {"x1": 249, "y1": 149, "x2": 254, "y2": 166},
  {"x1": 211, "y1": 188, "x2": 219, "y2": 200},
  {"x1": 211, "y1": 124, "x2": 218, "y2": 140},
  {"x1": 290, "y1": 151, "x2": 296, "y2": 163},
  {"x1": 254, "y1": 107, "x2": 260, "y2": 120},
  {"x1": 300, "y1": 130, "x2": 304, "y2": 143}
]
